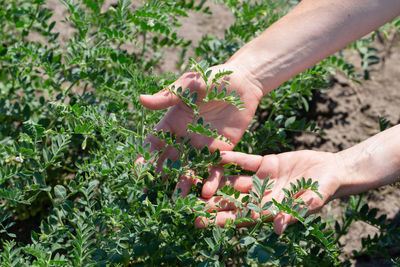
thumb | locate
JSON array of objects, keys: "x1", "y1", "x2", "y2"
[{"x1": 140, "y1": 88, "x2": 180, "y2": 110}]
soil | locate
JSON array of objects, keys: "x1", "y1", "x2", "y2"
[
  {"x1": 295, "y1": 35, "x2": 400, "y2": 264},
  {"x1": 25, "y1": 1, "x2": 400, "y2": 265}
]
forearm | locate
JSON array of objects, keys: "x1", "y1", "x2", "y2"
[
  {"x1": 227, "y1": 0, "x2": 400, "y2": 95},
  {"x1": 335, "y1": 124, "x2": 400, "y2": 198}
]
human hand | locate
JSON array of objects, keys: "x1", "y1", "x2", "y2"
[
  {"x1": 195, "y1": 150, "x2": 347, "y2": 234},
  {"x1": 137, "y1": 63, "x2": 264, "y2": 198}
]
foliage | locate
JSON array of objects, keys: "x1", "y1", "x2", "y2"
[
  {"x1": 346, "y1": 16, "x2": 400, "y2": 80},
  {"x1": 195, "y1": 0, "x2": 360, "y2": 154},
  {"x1": 0, "y1": 0, "x2": 399, "y2": 266}
]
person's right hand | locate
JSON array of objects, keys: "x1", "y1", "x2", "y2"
[
  {"x1": 137, "y1": 63, "x2": 264, "y2": 198},
  {"x1": 195, "y1": 150, "x2": 348, "y2": 234}
]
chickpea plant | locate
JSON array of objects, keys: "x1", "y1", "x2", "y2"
[
  {"x1": 1, "y1": 0, "x2": 400, "y2": 266},
  {"x1": 146, "y1": 59, "x2": 339, "y2": 266}
]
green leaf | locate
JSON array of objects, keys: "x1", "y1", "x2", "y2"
[
  {"x1": 216, "y1": 87, "x2": 227, "y2": 99},
  {"x1": 206, "y1": 70, "x2": 212, "y2": 79},
  {"x1": 212, "y1": 226, "x2": 222, "y2": 243},
  {"x1": 290, "y1": 82, "x2": 298, "y2": 92},
  {"x1": 304, "y1": 215, "x2": 315, "y2": 224},
  {"x1": 197, "y1": 117, "x2": 204, "y2": 125},
  {"x1": 190, "y1": 91, "x2": 198, "y2": 104},
  {"x1": 247, "y1": 203, "x2": 260, "y2": 213},
  {"x1": 261, "y1": 174, "x2": 272, "y2": 193},
  {"x1": 248, "y1": 244, "x2": 271, "y2": 264},
  {"x1": 16, "y1": 21, "x2": 25, "y2": 28},
  {"x1": 82, "y1": 137, "x2": 87, "y2": 150},
  {"x1": 252, "y1": 175, "x2": 262, "y2": 199},
  {"x1": 262, "y1": 201, "x2": 272, "y2": 211},
  {"x1": 378, "y1": 116, "x2": 390, "y2": 131},
  {"x1": 241, "y1": 195, "x2": 250, "y2": 204},
  {"x1": 282, "y1": 188, "x2": 290, "y2": 197},
  {"x1": 240, "y1": 236, "x2": 256, "y2": 246},
  {"x1": 182, "y1": 89, "x2": 190, "y2": 99},
  {"x1": 284, "y1": 116, "x2": 296, "y2": 128},
  {"x1": 249, "y1": 190, "x2": 260, "y2": 203},
  {"x1": 171, "y1": 159, "x2": 181, "y2": 170},
  {"x1": 299, "y1": 207, "x2": 308, "y2": 218},
  {"x1": 54, "y1": 185, "x2": 66, "y2": 199},
  {"x1": 274, "y1": 245, "x2": 287, "y2": 257},
  {"x1": 204, "y1": 237, "x2": 214, "y2": 249}
]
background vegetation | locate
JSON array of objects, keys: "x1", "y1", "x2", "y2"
[{"x1": 0, "y1": 0, "x2": 399, "y2": 265}]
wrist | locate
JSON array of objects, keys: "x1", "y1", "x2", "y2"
[
  {"x1": 333, "y1": 149, "x2": 364, "y2": 199},
  {"x1": 225, "y1": 51, "x2": 271, "y2": 97},
  {"x1": 220, "y1": 62, "x2": 264, "y2": 102},
  {"x1": 334, "y1": 125, "x2": 400, "y2": 198}
]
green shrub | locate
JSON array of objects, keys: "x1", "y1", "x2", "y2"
[{"x1": 0, "y1": 0, "x2": 399, "y2": 265}]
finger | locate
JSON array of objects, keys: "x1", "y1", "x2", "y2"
[
  {"x1": 201, "y1": 166, "x2": 224, "y2": 198},
  {"x1": 140, "y1": 88, "x2": 180, "y2": 110},
  {"x1": 175, "y1": 172, "x2": 201, "y2": 198},
  {"x1": 134, "y1": 155, "x2": 146, "y2": 166},
  {"x1": 220, "y1": 151, "x2": 263, "y2": 172},
  {"x1": 186, "y1": 132, "x2": 234, "y2": 152},
  {"x1": 218, "y1": 175, "x2": 253, "y2": 193},
  {"x1": 273, "y1": 213, "x2": 295, "y2": 235},
  {"x1": 194, "y1": 216, "x2": 210, "y2": 229},
  {"x1": 199, "y1": 196, "x2": 237, "y2": 212},
  {"x1": 256, "y1": 154, "x2": 279, "y2": 180},
  {"x1": 135, "y1": 118, "x2": 174, "y2": 172},
  {"x1": 194, "y1": 211, "x2": 237, "y2": 229},
  {"x1": 195, "y1": 210, "x2": 258, "y2": 229},
  {"x1": 199, "y1": 192, "x2": 249, "y2": 212},
  {"x1": 134, "y1": 136, "x2": 161, "y2": 166},
  {"x1": 135, "y1": 119, "x2": 171, "y2": 167},
  {"x1": 296, "y1": 190, "x2": 325, "y2": 215}
]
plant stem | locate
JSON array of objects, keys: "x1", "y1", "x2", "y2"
[
  {"x1": 267, "y1": 90, "x2": 291, "y2": 122},
  {"x1": 249, "y1": 221, "x2": 262, "y2": 237},
  {"x1": 23, "y1": 3, "x2": 40, "y2": 41},
  {"x1": 141, "y1": 31, "x2": 147, "y2": 59}
]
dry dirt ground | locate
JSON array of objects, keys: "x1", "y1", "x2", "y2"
[
  {"x1": 37, "y1": 1, "x2": 400, "y2": 265},
  {"x1": 301, "y1": 40, "x2": 400, "y2": 265}
]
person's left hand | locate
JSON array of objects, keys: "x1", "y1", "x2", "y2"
[
  {"x1": 137, "y1": 63, "x2": 264, "y2": 198},
  {"x1": 195, "y1": 150, "x2": 347, "y2": 234}
]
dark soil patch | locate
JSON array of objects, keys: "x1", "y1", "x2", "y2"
[{"x1": 0, "y1": 214, "x2": 41, "y2": 246}]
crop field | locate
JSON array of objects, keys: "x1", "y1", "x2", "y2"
[{"x1": 0, "y1": 0, "x2": 399, "y2": 266}]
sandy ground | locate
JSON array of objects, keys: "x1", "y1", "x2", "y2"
[{"x1": 37, "y1": 0, "x2": 400, "y2": 265}]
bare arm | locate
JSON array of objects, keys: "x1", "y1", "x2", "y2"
[
  {"x1": 195, "y1": 125, "x2": 400, "y2": 233},
  {"x1": 227, "y1": 0, "x2": 400, "y2": 95},
  {"x1": 139, "y1": 0, "x2": 400, "y2": 199},
  {"x1": 336, "y1": 124, "x2": 400, "y2": 198}
]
